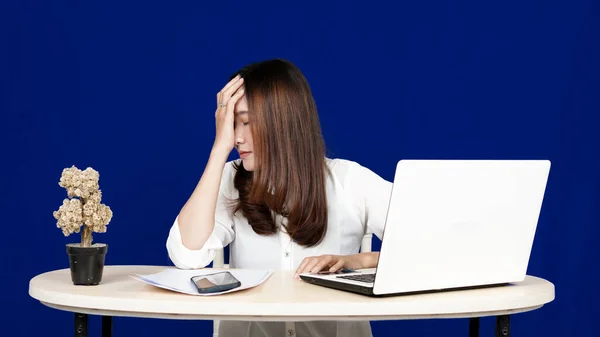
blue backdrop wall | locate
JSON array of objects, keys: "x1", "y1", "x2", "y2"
[{"x1": 2, "y1": 0, "x2": 599, "y2": 336}]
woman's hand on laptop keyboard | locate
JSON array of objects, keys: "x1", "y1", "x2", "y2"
[{"x1": 293, "y1": 252, "x2": 379, "y2": 279}]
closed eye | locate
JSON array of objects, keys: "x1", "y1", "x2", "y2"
[{"x1": 233, "y1": 121, "x2": 250, "y2": 129}]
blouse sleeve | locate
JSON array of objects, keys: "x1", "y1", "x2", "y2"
[
  {"x1": 165, "y1": 161, "x2": 237, "y2": 269},
  {"x1": 343, "y1": 160, "x2": 393, "y2": 240}
]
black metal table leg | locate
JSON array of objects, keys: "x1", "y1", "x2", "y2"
[
  {"x1": 102, "y1": 316, "x2": 113, "y2": 337},
  {"x1": 495, "y1": 315, "x2": 510, "y2": 337},
  {"x1": 75, "y1": 313, "x2": 87, "y2": 337},
  {"x1": 469, "y1": 317, "x2": 480, "y2": 337}
]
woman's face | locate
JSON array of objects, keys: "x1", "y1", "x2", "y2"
[{"x1": 234, "y1": 93, "x2": 255, "y2": 171}]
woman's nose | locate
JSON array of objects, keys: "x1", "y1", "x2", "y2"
[{"x1": 235, "y1": 131, "x2": 244, "y2": 145}]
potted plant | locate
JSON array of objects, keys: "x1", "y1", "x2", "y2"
[{"x1": 52, "y1": 165, "x2": 113, "y2": 285}]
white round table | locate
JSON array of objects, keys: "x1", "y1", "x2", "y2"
[{"x1": 29, "y1": 265, "x2": 555, "y2": 337}]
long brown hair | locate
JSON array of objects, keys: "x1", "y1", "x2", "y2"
[{"x1": 229, "y1": 59, "x2": 328, "y2": 247}]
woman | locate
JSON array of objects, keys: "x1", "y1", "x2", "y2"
[{"x1": 166, "y1": 59, "x2": 392, "y2": 337}]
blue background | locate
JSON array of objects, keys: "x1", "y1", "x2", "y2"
[{"x1": 2, "y1": 0, "x2": 599, "y2": 336}]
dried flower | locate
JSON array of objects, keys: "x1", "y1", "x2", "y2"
[
  {"x1": 82, "y1": 190, "x2": 113, "y2": 233},
  {"x1": 53, "y1": 198, "x2": 83, "y2": 236},
  {"x1": 58, "y1": 166, "x2": 100, "y2": 199},
  {"x1": 53, "y1": 165, "x2": 113, "y2": 247}
]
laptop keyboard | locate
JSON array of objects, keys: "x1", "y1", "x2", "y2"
[{"x1": 336, "y1": 273, "x2": 375, "y2": 283}]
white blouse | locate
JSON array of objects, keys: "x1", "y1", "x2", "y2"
[{"x1": 166, "y1": 157, "x2": 393, "y2": 337}]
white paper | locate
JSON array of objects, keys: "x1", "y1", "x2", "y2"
[{"x1": 131, "y1": 268, "x2": 273, "y2": 296}]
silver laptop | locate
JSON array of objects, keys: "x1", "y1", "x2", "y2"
[{"x1": 300, "y1": 159, "x2": 551, "y2": 296}]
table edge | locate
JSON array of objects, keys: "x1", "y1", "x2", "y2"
[
  {"x1": 28, "y1": 266, "x2": 556, "y2": 319},
  {"x1": 39, "y1": 301, "x2": 547, "y2": 321}
]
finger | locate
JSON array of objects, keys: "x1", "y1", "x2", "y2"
[
  {"x1": 329, "y1": 259, "x2": 346, "y2": 272},
  {"x1": 295, "y1": 257, "x2": 313, "y2": 277},
  {"x1": 217, "y1": 91, "x2": 224, "y2": 107},
  {"x1": 217, "y1": 75, "x2": 241, "y2": 106},
  {"x1": 296, "y1": 257, "x2": 321, "y2": 277},
  {"x1": 226, "y1": 88, "x2": 245, "y2": 111},
  {"x1": 302, "y1": 256, "x2": 327, "y2": 274},
  {"x1": 221, "y1": 74, "x2": 241, "y2": 92},
  {"x1": 220, "y1": 89, "x2": 244, "y2": 122},
  {"x1": 310, "y1": 255, "x2": 336, "y2": 273},
  {"x1": 221, "y1": 78, "x2": 245, "y2": 103}
]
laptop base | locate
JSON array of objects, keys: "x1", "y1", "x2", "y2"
[{"x1": 300, "y1": 274, "x2": 510, "y2": 297}]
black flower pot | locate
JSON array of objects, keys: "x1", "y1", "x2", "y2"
[{"x1": 66, "y1": 243, "x2": 108, "y2": 285}]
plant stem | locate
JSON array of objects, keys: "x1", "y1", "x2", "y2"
[
  {"x1": 80, "y1": 197, "x2": 92, "y2": 247},
  {"x1": 81, "y1": 225, "x2": 92, "y2": 247}
]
